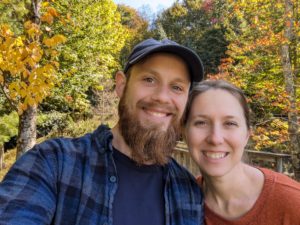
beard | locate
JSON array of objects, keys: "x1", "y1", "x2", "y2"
[{"x1": 118, "y1": 91, "x2": 181, "y2": 165}]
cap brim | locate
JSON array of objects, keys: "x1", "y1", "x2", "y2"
[{"x1": 126, "y1": 45, "x2": 204, "y2": 82}]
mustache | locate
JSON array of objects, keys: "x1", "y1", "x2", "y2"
[{"x1": 137, "y1": 100, "x2": 177, "y2": 115}]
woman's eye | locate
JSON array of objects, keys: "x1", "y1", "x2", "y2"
[
  {"x1": 144, "y1": 77, "x2": 155, "y2": 83},
  {"x1": 225, "y1": 121, "x2": 238, "y2": 127},
  {"x1": 194, "y1": 120, "x2": 206, "y2": 126}
]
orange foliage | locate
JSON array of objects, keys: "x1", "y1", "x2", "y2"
[{"x1": 0, "y1": 8, "x2": 66, "y2": 115}]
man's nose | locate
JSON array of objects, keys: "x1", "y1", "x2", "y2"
[{"x1": 151, "y1": 85, "x2": 172, "y2": 104}]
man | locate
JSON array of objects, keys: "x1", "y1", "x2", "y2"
[{"x1": 0, "y1": 38, "x2": 204, "y2": 225}]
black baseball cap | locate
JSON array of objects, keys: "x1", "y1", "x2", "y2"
[{"x1": 124, "y1": 38, "x2": 204, "y2": 83}]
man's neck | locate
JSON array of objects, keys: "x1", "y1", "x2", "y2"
[{"x1": 111, "y1": 124, "x2": 132, "y2": 158}]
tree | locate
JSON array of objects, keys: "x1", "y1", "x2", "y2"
[
  {"x1": 281, "y1": 0, "x2": 300, "y2": 175},
  {"x1": 40, "y1": 0, "x2": 128, "y2": 117},
  {"x1": 222, "y1": 0, "x2": 299, "y2": 175},
  {"x1": 117, "y1": 4, "x2": 150, "y2": 68},
  {"x1": 0, "y1": 0, "x2": 66, "y2": 158},
  {"x1": 156, "y1": 0, "x2": 229, "y2": 74}
]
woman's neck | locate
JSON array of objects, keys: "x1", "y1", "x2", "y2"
[{"x1": 202, "y1": 164, "x2": 264, "y2": 219}]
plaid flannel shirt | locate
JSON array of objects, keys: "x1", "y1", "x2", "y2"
[{"x1": 0, "y1": 125, "x2": 203, "y2": 225}]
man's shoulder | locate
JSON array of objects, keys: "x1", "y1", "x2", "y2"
[
  {"x1": 32, "y1": 124, "x2": 112, "y2": 156},
  {"x1": 167, "y1": 157, "x2": 197, "y2": 181}
]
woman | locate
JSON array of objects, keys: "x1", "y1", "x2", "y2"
[{"x1": 182, "y1": 80, "x2": 300, "y2": 225}]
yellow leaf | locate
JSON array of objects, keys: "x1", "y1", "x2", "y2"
[
  {"x1": 27, "y1": 27, "x2": 41, "y2": 38},
  {"x1": 31, "y1": 48, "x2": 42, "y2": 62},
  {"x1": 67, "y1": 13, "x2": 71, "y2": 20},
  {"x1": 22, "y1": 70, "x2": 30, "y2": 78},
  {"x1": 52, "y1": 34, "x2": 67, "y2": 46},
  {"x1": 15, "y1": 36, "x2": 24, "y2": 47},
  {"x1": 48, "y1": 7, "x2": 59, "y2": 17},
  {"x1": 27, "y1": 97, "x2": 36, "y2": 106},
  {"x1": 41, "y1": 2, "x2": 49, "y2": 8},
  {"x1": 50, "y1": 50, "x2": 58, "y2": 57},
  {"x1": 35, "y1": 95, "x2": 43, "y2": 103},
  {"x1": 21, "y1": 103, "x2": 28, "y2": 111},
  {"x1": 26, "y1": 58, "x2": 36, "y2": 68},
  {"x1": 9, "y1": 82, "x2": 19, "y2": 92},
  {"x1": 17, "y1": 103, "x2": 27, "y2": 114},
  {"x1": 10, "y1": 92, "x2": 18, "y2": 100},
  {"x1": 24, "y1": 21, "x2": 32, "y2": 29},
  {"x1": 43, "y1": 38, "x2": 54, "y2": 47},
  {"x1": 52, "y1": 61, "x2": 59, "y2": 68},
  {"x1": 0, "y1": 75, "x2": 3, "y2": 84},
  {"x1": 44, "y1": 64, "x2": 55, "y2": 73},
  {"x1": 20, "y1": 81, "x2": 27, "y2": 89},
  {"x1": 20, "y1": 89, "x2": 27, "y2": 98},
  {"x1": 41, "y1": 13, "x2": 54, "y2": 25},
  {"x1": 0, "y1": 24, "x2": 13, "y2": 37}
]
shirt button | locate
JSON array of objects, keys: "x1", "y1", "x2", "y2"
[
  {"x1": 103, "y1": 223, "x2": 108, "y2": 225},
  {"x1": 109, "y1": 176, "x2": 116, "y2": 183}
]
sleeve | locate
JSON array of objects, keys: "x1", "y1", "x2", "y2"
[{"x1": 0, "y1": 143, "x2": 58, "y2": 225}]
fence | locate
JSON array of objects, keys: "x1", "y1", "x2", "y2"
[{"x1": 173, "y1": 142, "x2": 293, "y2": 177}]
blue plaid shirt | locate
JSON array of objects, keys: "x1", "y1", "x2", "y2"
[{"x1": 0, "y1": 125, "x2": 203, "y2": 225}]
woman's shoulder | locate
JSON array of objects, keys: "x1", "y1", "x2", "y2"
[
  {"x1": 260, "y1": 167, "x2": 300, "y2": 189},
  {"x1": 259, "y1": 167, "x2": 300, "y2": 202}
]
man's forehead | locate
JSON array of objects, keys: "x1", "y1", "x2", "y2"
[{"x1": 130, "y1": 53, "x2": 191, "y2": 81}]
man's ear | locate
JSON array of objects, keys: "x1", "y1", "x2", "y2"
[{"x1": 115, "y1": 71, "x2": 127, "y2": 98}]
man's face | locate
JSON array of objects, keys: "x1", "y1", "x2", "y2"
[{"x1": 116, "y1": 53, "x2": 190, "y2": 165}]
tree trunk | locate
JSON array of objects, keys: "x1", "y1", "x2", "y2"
[
  {"x1": 281, "y1": 0, "x2": 300, "y2": 179},
  {"x1": 0, "y1": 145, "x2": 4, "y2": 170},
  {"x1": 14, "y1": 0, "x2": 41, "y2": 160},
  {"x1": 16, "y1": 105, "x2": 37, "y2": 159}
]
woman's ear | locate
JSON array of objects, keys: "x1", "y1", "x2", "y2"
[
  {"x1": 115, "y1": 71, "x2": 127, "y2": 98},
  {"x1": 243, "y1": 127, "x2": 252, "y2": 147},
  {"x1": 247, "y1": 128, "x2": 253, "y2": 141}
]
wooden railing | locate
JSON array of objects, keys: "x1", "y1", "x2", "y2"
[
  {"x1": 173, "y1": 142, "x2": 292, "y2": 176},
  {"x1": 245, "y1": 150, "x2": 292, "y2": 173}
]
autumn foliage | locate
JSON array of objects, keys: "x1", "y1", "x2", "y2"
[{"x1": 0, "y1": 6, "x2": 66, "y2": 115}]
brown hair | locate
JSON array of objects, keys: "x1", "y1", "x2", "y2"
[{"x1": 182, "y1": 80, "x2": 251, "y2": 129}]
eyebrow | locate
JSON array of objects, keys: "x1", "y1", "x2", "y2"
[{"x1": 192, "y1": 114, "x2": 239, "y2": 119}]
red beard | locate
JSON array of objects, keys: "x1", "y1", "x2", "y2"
[{"x1": 117, "y1": 91, "x2": 181, "y2": 165}]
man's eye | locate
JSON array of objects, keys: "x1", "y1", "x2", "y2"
[
  {"x1": 172, "y1": 85, "x2": 183, "y2": 92},
  {"x1": 144, "y1": 77, "x2": 155, "y2": 83}
]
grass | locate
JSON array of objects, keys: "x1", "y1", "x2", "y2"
[
  {"x1": 0, "y1": 115, "x2": 118, "y2": 182},
  {"x1": 0, "y1": 149, "x2": 16, "y2": 181}
]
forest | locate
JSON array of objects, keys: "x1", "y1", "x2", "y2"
[{"x1": 0, "y1": 0, "x2": 299, "y2": 179}]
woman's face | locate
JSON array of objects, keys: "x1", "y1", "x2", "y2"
[{"x1": 185, "y1": 89, "x2": 250, "y2": 178}]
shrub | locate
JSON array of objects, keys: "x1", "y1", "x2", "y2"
[
  {"x1": 37, "y1": 112, "x2": 72, "y2": 137},
  {"x1": 0, "y1": 112, "x2": 19, "y2": 146}
]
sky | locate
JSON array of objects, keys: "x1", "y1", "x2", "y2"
[{"x1": 113, "y1": 0, "x2": 177, "y2": 13}]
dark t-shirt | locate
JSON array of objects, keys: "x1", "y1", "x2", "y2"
[{"x1": 112, "y1": 148, "x2": 165, "y2": 225}]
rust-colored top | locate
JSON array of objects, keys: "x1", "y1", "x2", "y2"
[{"x1": 197, "y1": 168, "x2": 300, "y2": 225}]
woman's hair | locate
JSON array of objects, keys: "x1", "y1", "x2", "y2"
[{"x1": 182, "y1": 80, "x2": 251, "y2": 129}]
